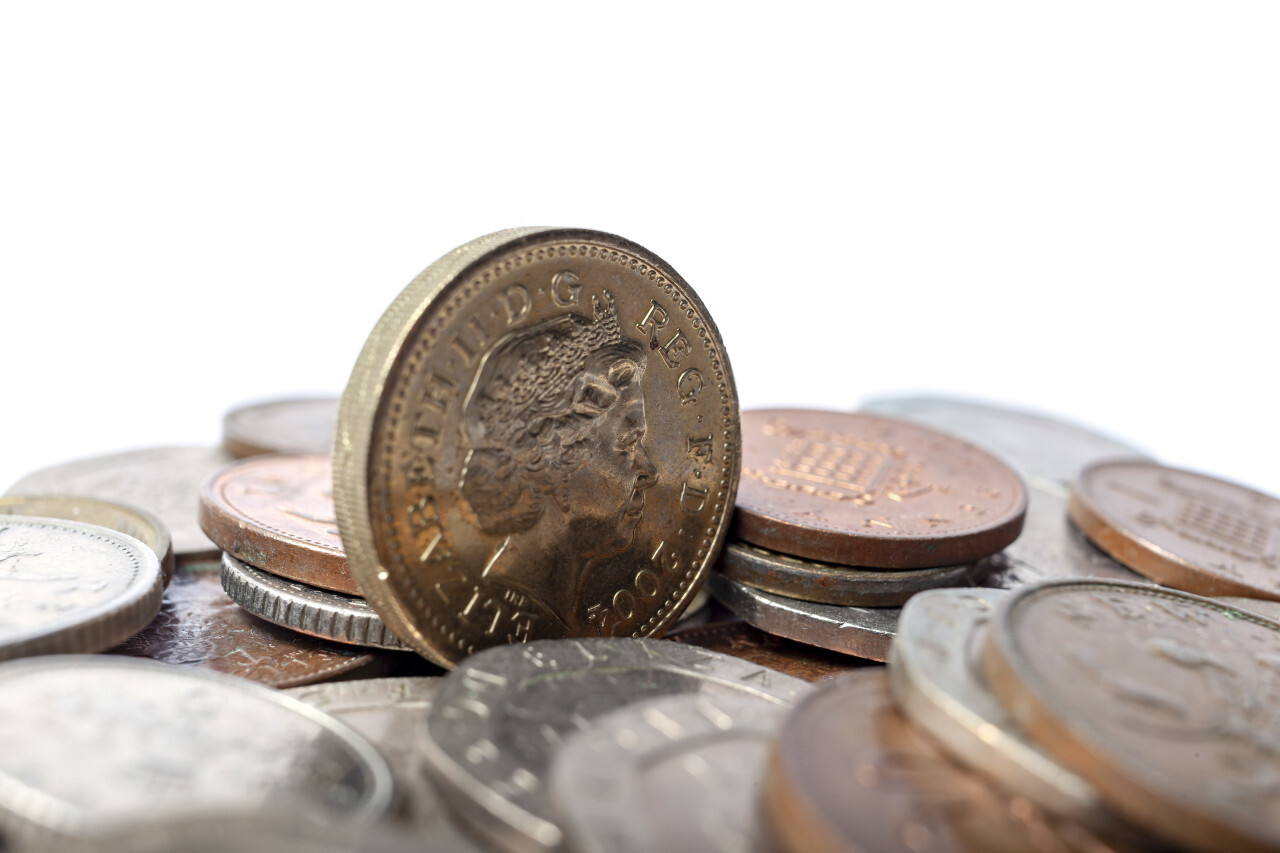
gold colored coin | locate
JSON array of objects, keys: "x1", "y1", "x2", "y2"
[{"x1": 335, "y1": 228, "x2": 740, "y2": 667}]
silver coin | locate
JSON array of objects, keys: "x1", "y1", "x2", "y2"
[
  {"x1": 705, "y1": 572, "x2": 899, "y2": 661},
  {"x1": 222, "y1": 396, "x2": 340, "y2": 458},
  {"x1": 550, "y1": 693, "x2": 788, "y2": 853},
  {"x1": 718, "y1": 539, "x2": 987, "y2": 607},
  {"x1": 982, "y1": 480, "x2": 1149, "y2": 590},
  {"x1": 0, "y1": 516, "x2": 163, "y2": 662},
  {"x1": 286, "y1": 677, "x2": 484, "y2": 850},
  {"x1": 859, "y1": 395, "x2": 1150, "y2": 488},
  {"x1": 0, "y1": 655, "x2": 392, "y2": 843},
  {"x1": 419, "y1": 637, "x2": 811, "y2": 853},
  {"x1": 1215, "y1": 596, "x2": 1280, "y2": 622},
  {"x1": 220, "y1": 553, "x2": 409, "y2": 651},
  {"x1": 889, "y1": 588, "x2": 1124, "y2": 830},
  {"x1": 6, "y1": 447, "x2": 236, "y2": 563}
]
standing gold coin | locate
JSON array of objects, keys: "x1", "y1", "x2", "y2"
[{"x1": 335, "y1": 228, "x2": 740, "y2": 667}]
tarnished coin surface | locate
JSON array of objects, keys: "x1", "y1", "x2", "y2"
[
  {"x1": 705, "y1": 572, "x2": 899, "y2": 661},
  {"x1": 199, "y1": 455, "x2": 355, "y2": 595},
  {"x1": 334, "y1": 228, "x2": 740, "y2": 667},
  {"x1": 0, "y1": 516, "x2": 162, "y2": 661},
  {"x1": 734, "y1": 410, "x2": 1026, "y2": 569},
  {"x1": 982, "y1": 480, "x2": 1147, "y2": 590},
  {"x1": 889, "y1": 589, "x2": 1117, "y2": 828},
  {"x1": 0, "y1": 656, "x2": 393, "y2": 843},
  {"x1": 670, "y1": 586, "x2": 711, "y2": 630},
  {"x1": 111, "y1": 562, "x2": 382, "y2": 688},
  {"x1": 220, "y1": 553, "x2": 409, "y2": 651},
  {"x1": 222, "y1": 396, "x2": 340, "y2": 458},
  {"x1": 982, "y1": 579, "x2": 1280, "y2": 853},
  {"x1": 1070, "y1": 461, "x2": 1280, "y2": 601},
  {"x1": 419, "y1": 637, "x2": 809, "y2": 853},
  {"x1": 664, "y1": 620, "x2": 867, "y2": 682},
  {"x1": 6, "y1": 447, "x2": 235, "y2": 563},
  {"x1": 551, "y1": 693, "x2": 789, "y2": 853},
  {"x1": 764, "y1": 671, "x2": 1131, "y2": 853},
  {"x1": 0, "y1": 495, "x2": 175, "y2": 585},
  {"x1": 717, "y1": 539, "x2": 986, "y2": 606},
  {"x1": 859, "y1": 395, "x2": 1150, "y2": 488},
  {"x1": 1216, "y1": 595, "x2": 1280, "y2": 622}
]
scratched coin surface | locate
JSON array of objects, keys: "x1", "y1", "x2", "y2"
[
  {"x1": 705, "y1": 573, "x2": 899, "y2": 661},
  {"x1": 199, "y1": 454, "x2": 355, "y2": 595},
  {"x1": 717, "y1": 539, "x2": 986, "y2": 606},
  {"x1": 0, "y1": 656, "x2": 392, "y2": 843},
  {"x1": 222, "y1": 396, "x2": 340, "y2": 458},
  {"x1": 0, "y1": 495, "x2": 175, "y2": 585},
  {"x1": 0, "y1": 516, "x2": 163, "y2": 661},
  {"x1": 860, "y1": 395, "x2": 1151, "y2": 489},
  {"x1": 110, "y1": 561, "x2": 381, "y2": 688},
  {"x1": 6, "y1": 447, "x2": 235, "y2": 563},
  {"x1": 664, "y1": 620, "x2": 866, "y2": 682},
  {"x1": 764, "y1": 671, "x2": 1133, "y2": 853},
  {"x1": 1070, "y1": 460, "x2": 1280, "y2": 601},
  {"x1": 734, "y1": 410, "x2": 1026, "y2": 569},
  {"x1": 889, "y1": 588, "x2": 1120, "y2": 829},
  {"x1": 981, "y1": 579, "x2": 1280, "y2": 853},
  {"x1": 419, "y1": 637, "x2": 809, "y2": 853},
  {"x1": 550, "y1": 693, "x2": 789, "y2": 853},
  {"x1": 334, "y1": 228, "x2": 740, "y2": 667}
]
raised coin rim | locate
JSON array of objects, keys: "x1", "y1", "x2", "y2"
[{"x1": 222, "y1": 395, "x2": 340, "y2": 458}]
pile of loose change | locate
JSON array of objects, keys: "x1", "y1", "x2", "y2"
[{"x1": 1, "y1": 228, "x2": 1277, "y2": 853}]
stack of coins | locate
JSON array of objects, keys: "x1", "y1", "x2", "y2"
[{"x1": 704, "y1": 408, "x2": 1028, "y2": 661}]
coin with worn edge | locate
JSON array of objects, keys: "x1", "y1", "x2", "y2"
[
  {"x1": 0, "y1": 516, "x2": 163, "y2": 661},
  {"x1": 717, "y1": 539, "x2": 987, "y2": 606},
  {"x1": 335, "y1": 227, "x2": 740, "y2": 667},
  {"x1": 734, "y1": 409, "x2": 1027, "y2": 569},
  {"x1": 222, "y1": 396, "x2": 340, "y2": 458},
  {"x1": 764, "y1": 671, "x2": 1129, "y2": 853},
  {"x1": 889, "y1": 588, "x2": 1122, "y2": 830},
  {"x1": 112, "y1": 561, "x2": 383, "y2": 688},
  {"x1": 550, "y1": 693, "x2": 789, "y2": 853},
  {"x1": 1215, "y1": 595, "x2": 1280, "y2": 622},
  {"x1": 982, "y1": 579, "x2": 1280, "y2": 853},
  {"x1": 1070, "y1": 460, "x2": 1280, "y2": 601},
  {"x1": 219, "y1": 553, "x2": 409, "y2": 651},
  {"x1": 0, "y1": 656, "x2": 393, "y2": 845},
  {"x1": 859, "y1": 395, "x2": 1151, "y2": 488},
  {"x1": 200, "y1": 455, "x2": 356, "y2": 595},
  {"x1": 6, "y1": 447, "x2": 235, "y2": 563},
  {"x1": 0, "y1": 495, "x2": 175, "y2": 585},
  {"x1": 664, "y1": 620, "x2": 867, "y2": 682},
  {"x1": 705, "y1": 572, "x2": 899, "y2": 661},
  {"x1": 419, "y1": 637, "x2": 810, "y2": 853}
]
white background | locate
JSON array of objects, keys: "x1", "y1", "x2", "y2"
[{"x1": 1, "y1": 4, "x2": 1277, "y2": 496}]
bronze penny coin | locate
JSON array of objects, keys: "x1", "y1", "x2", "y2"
[
  {"x1": 0, "y1": 494, "x2": 175, "y2": 586},
  {"x1": 982, "y1": 579, "x2": 1280, "y2": 853},
  {"x1": 335, "y1": 228, "x2": 740, "y2": 667},
  {"x1": 717, "y1": 539, "x2": 988, "y2": 607},
  {"x1": 110, "y1": 561, "x2": 382, "y2": 688},
  {"x1": 735, "y1": 410, "x2": 1026, "y2": 569},
  {"x1": 223, "y1": 396, "x2": 340, "y2": 458},
  {"x1": 664, "y1": 620, "x2": 869, "y2": 682},
  {"x1": 764, "y1": 670, "x2": 1130, "y2": 853},
  {"x1": 1069, "y1": 460, "x2": 1280, "y2": 601},
  {"x1": 199, "y1": 454, "x2": 356, "y2": 595}
]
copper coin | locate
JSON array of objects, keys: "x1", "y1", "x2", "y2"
[
  {"x1": 199, "y1": 454, "x2": 356, "y2": 595},
  {"x1": 735, "y1": 410, "x2": 1027, "y2": 569},
  {"x1": 0, "y1": 494, "x2": 175, "y2": 586},
  {"x1": 717, "y1": 539, "x2": 987, "y2": 606},
  {"x1": 1069, "y1": 460, "x2": 1280, "y2": 601},
  {"x1": 223, "y1": 396, "x2": 340, "y2": 458},
  {"x1": 764, "y1": 670, "x2": 1129, "y2": 853},
  {"x1": 335, "y1": 228, "x2": 740, "y2": 667},
  {"x1": 664, "y1": 620, "x2": 869, "y2": 682},
  {"x1": 983, "y1": 579, "x2": 1280, "y2": 853},
  {"x1": 110, "y1": 561, "x2": 383, "y2": 688}
]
